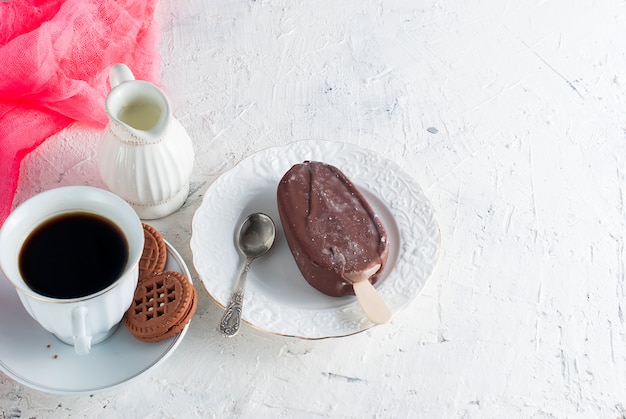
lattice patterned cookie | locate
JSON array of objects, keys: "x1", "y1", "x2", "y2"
[
  {"x1": 139, "y1": 223, "x2": 167, "y2": 281},
  {"x1": 123, "y1": 271, "x2": 197, "y2": 342}
]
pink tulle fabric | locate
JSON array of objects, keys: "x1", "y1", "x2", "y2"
[{"x1": 0, "y1": 0, "x2": 160, "y2": 225}]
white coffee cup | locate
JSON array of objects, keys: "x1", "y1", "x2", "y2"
[{"x1": 0, "y1": 186, "x2": 144, "y2": 355}]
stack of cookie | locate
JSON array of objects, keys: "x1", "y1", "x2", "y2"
[{"x1": 123, "y1": 224, "x2": 197, "y2": 342}]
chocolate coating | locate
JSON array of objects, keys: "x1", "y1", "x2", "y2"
[{"x1": 277, "y1": 161, "x2": 389, "y2": 297}]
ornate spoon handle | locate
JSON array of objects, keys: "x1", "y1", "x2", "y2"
[{"x1": 219, "y1": 257, "x2": 253, "y2": 336}]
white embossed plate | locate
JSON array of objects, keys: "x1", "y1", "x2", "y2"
[
  {"x1": 0, "y1": 240, "x2": 192, "y2": 394},
  {"x1": 191, "y1": 140, "x2": 440, "y2": 338}
]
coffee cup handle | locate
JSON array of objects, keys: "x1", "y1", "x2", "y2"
[{"x1": 72, "y1": 306, "x2": 92, "y2": 355}]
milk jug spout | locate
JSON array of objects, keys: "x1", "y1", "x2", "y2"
[
  {"x1": 109, "y1": 63, "x2": 135, "y2": 87},
  {"x1": 105, "y1": 64, "x2": 170, "y2": 142},
  {"x1": 98, "y1": 64, "x2": 195, "y2": 219}
]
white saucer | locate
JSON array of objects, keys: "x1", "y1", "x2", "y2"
[
  {"x1": 191, "y1": 140, "x2": 441, "y2": 338},
  {"x1": 0, "y1": 240, "x2": 192, "y2": 395}
]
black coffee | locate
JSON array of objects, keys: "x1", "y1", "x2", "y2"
[{"x1": 19, "y1": 212, "x2": 129, "y2": 299}]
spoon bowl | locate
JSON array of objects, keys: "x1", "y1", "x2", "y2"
[
  {"x1": 237, "y1": 214, "x2": 276, "y2": 258},
  {"x1": 219, "y1": 213, "x2": 276, "y2": 336}
]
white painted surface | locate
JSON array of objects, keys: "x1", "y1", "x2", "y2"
[{"x1": 3, "y1": 0, "x2": 626, "y2": 416}]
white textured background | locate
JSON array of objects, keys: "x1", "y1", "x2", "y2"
[{"x1": 3, "y1": 0, "x2": 626, "y2": 417}]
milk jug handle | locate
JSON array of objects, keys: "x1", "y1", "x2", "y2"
[{"x1": 109, "y1": 64, "x2": 135, "y2": 88}]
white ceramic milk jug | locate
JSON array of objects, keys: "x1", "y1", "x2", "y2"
[{"x1": 98, "y1": 64, "x2": 194, "y2": 219}]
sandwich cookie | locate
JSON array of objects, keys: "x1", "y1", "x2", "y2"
[
  {"x1": 123, "y1": 271, "x2": 197, "y2": 342},
  {"x1": 139, "y1": 223, "x2": 167, "y2": 281}
]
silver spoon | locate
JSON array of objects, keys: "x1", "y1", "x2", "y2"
[{"x1": 219, "y1": 213, "x2": 276, "y2": 336}]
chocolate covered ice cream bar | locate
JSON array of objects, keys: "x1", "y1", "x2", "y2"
[{"x1": 277, "y1": 161, "x2": 389, "y2": 297}]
